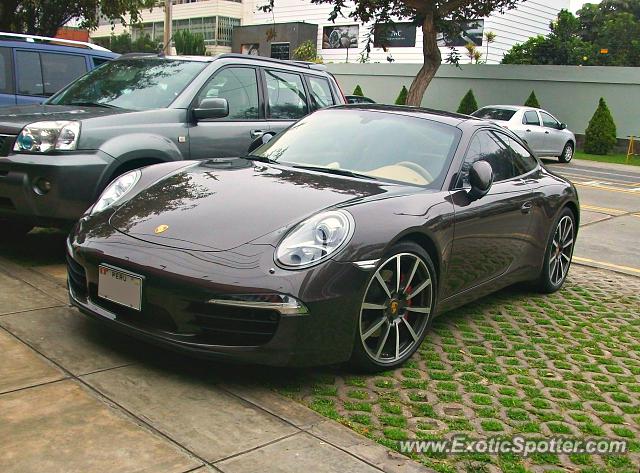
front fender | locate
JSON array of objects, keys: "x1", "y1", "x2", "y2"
[{"x1": 99, "y1": 133, "x2": 185, "y2": 164}]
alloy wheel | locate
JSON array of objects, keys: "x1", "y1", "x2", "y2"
[
  {"x1": 562, "y1": 144, "x2": 574, "y2": 162},
  {"x1": 359, "y1": 253, "x2": 433, "y2": 365},
  {"x1": 549, "y1": 215, "x2": 574, "y2": 286}
]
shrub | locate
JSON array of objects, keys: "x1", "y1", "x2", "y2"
[
  {"x1": 353, "y1": 85, "x2": 364, "y2": 96},
  {"x1": 93, "y1": 33, "x2": 159, "y2": 54},
  {"x1": 525, "y1": 91, "x2": 541, "y2": 108},
  {"x1": 457, "y1": 89, "x2": 479, "y2": 115},
  {"x1": 584, "y1": 98, "x2": 617, "y2": 155},
  {"x1": 395, "y1": 86, "x2": 408, "y2": 105},
  {"x1": 174, "y1": 30, "x2": 206, "y2": 56}
]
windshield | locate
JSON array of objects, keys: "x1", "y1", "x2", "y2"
[
  {"x1": 48, "y1": 58, "x2": 207, "y2": 110},
  {"x1": 252, "y1": 109, "x2": 461, "y2": 187},
  {"x1": 472, "y1": 107, "x2": 517, "y2": 121}
]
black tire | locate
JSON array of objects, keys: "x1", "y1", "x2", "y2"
[
  {"x1": 532, "y1": 208, "x2": 576, "y2": 293},
  {"x1": 350, "y1": 241, "x2": 437, "y2": 372},
  {"x1": 558, "y1": 142, "x2": 574, "y2": 163},
  {"x1": 0, "y1": 220, "x2": 34, "y2": 241}
]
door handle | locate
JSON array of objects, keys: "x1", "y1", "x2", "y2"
[
  {"x1": 525, "y1": 129, "x2": 532, "y2": 132},
  {"x1": 545, "y1": 131, "x2": 550, "y2": 134},
  {"x1": 521, "y1": 201, "x2": 533, "y2": 214},
  {"x1": 250, "y1": 129, "x2": 265, "y2": 139}
]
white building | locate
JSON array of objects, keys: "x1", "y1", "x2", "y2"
[
  {"x1": 247, "y1": 0, "x2": 570, "y2": 64},
  {"x1": 91, "y1": 0, "x2": 251, "y2": 55}
]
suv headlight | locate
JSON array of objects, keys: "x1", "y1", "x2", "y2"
[
  {"x1": 91, "y1": 170, "x2": 141, "y2": 215},
  {"x1": 13, "y1": 121, "x2": 81, "y2": 153},
  {"x1": 275, "y1": 210, "x2": 354, "y2": 269}
]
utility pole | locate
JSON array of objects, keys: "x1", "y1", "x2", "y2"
[{"x1": 163, "y1": 0, "x2": 172, "y2": 55}]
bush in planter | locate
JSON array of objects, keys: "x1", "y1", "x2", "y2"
[
  {"x1": 395, "y1": 86, "x2": 408, "y2": 105},
  {"x1": 457, "y1": 89, "x2": 479, "y2": 115},
  {"x1": 524, "y1": 91, "x2": 541, "y2": 108},
  {"x1": 353, "y1": 85, "x2": 364, "y2": 96},
  {"x1": 584, "y1": 98, "x2": 617, "y2": 155}
]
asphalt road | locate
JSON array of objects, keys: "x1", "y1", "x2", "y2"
[{"x1": 544, "y1": 158, "x2": 640, "y2": 277}]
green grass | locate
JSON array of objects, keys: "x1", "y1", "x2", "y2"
[{"x1": 574, "y1": 151, "x2": 639, "y2": 166}]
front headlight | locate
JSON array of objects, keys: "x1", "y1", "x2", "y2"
[
  {"x1": 13, "y1": 121, "x2": 81, "y2": 153},
  {"x1": 276, "y1": 210, "x2": 354, "y2": 269},
  {"x1": 91, "y1": 170, "x2": 141, "y2": 215}
]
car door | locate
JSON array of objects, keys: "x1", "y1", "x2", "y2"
[
  {"x1": 188, "y1": 65, "x2": 267, "y2": 159},
  {"x1": 262, "y1": 68, "x2": 310, "y2": 135},
  {"x1": 539, "y1": 111, "x2": 566, "y2": 156},
  {"x1": 443, "y1": 129, "x2": 534, "y2": 298},
  {"x1": 519, "y1": 110, "x2": 547, "y2": 156}
]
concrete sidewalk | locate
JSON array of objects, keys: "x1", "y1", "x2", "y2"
[{"x1": 0, "y1": 256, "x2": 427, "y2": 473}]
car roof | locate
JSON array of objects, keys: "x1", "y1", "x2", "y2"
[
  {"x1": 479, "y1": 105, "x2": 539, "y2": 112},
  {"x1": 115, "y1": 52, "x2": 329, "y2": 72},
  {"x1": 330, "y1": 104, "x2": 475, "y2": 126},
  {"x1": 0, "y1": 33, "x2": 117, "y2": 57}
]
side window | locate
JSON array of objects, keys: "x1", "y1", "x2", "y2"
[
  {"x1": 16, "y1": 50, "x2": 43, "y2": 96},
  {"x1": 458, "y1": 131, "x2": 516, "y2": 187},
  {"x1": 540, "y1": 111, "x2": 560, "y2": 129},
  {"x1": 0, "y1": 47, "x2": 14, "y2": 94},
  {"x1": 265, "y1": 69, "x2": 308, "y2": 120},
  {"x1": 41, "y1": 53, "x2": 87, "y2": 96},
  {"x1": 307, "y1": 76, "x2": 335, "y2": 111},
  {"x1": 523, "y1": 111, "x2": 540, "y2": 126},
  {"x1": 198, "y1": 67, "x2": 259, "y2": 120},
  {"x1": 92, "y1": 57, "x2": 110, "y2": 68},
  {"x1": 503, "y1": 135, "x2": 538, "y2": 176}
]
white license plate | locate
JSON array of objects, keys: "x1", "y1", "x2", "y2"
[{"x1": 98, "y1": 265, "x2": 143, "y2": 311}]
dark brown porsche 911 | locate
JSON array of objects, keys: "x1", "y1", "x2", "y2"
[{"x1": 67, "y1": 105, "x2": 579, "y2": 371}]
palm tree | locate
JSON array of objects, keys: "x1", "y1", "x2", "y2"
[{"x1": 485, "y1": 31, "x2": 497, "y2": 63}]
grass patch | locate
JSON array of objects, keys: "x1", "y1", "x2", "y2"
[{"x1": 574, "y1": 151, "x2": 639, "y2": 166}]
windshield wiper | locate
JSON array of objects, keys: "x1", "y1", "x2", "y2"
[
  {"x1": 243, "y1": 154, "x2": 277, "y2": 164},
  {"x1": 67, "y1": 101, "x2": 122, "y2": 109},
  {"x1": 291, "y1": 165, "x2": 377, "y2": 181}
]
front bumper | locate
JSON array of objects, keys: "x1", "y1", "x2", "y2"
[
  {"x1": 0, "y1": 150, "x2": 114, "y2": 225},
  {"x1": 67, "y1": 234, "x2": 370, "y2": 367}
]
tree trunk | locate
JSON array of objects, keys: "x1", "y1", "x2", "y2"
[{"x1": 406, "y1": 12, "x2": 442, "y2": 107}]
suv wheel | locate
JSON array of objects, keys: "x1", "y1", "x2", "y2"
[{"x1": 559, "y1": 142, "x2": 574, "y2": 163}]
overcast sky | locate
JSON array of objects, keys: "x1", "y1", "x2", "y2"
[{"x1": 571, "y1": 0, "x2": 602, "y2": 12}]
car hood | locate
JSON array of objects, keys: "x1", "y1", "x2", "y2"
[
  {"x1": 109, "y1": 159, "x2": 394, "y2": 252},
  {"x1": 0, "y1": 104, "x2": 127, "y2": 134}
]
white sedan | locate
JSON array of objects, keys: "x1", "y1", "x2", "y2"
[{"x1": 472, "y1": 105, "x2": 577, "y2": 163}]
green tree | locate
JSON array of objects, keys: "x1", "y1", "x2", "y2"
[
  {"x1": 292, "y1": 40, "x2": 323, "y2": 62},
  {"x1": 503, "y1": 2, "x2": 640, "y2": 66},
  {"x1": 524, "y1": 91, "x2": 541, "y2": 108},
  {"x1": 584, "y1": 98, "x2": 618, "y2": 155},
  {"x1": 395, "y1": 86, "x2": 408, "y2": 105},
  {"x1": 0, "y1": 0, "x2": 155, "y2": 37},
  {"x1": 173, "y1": 30, "x2": 206, "y2": 56},
  {"x1": 353, "y1": 85, "x2": 365, "y2": 96},
  {"x1": 457, "y1": 89, "x2": 479, "y2": 115},
  {"x1": 261, "y1": 0, "x2": 522, "y2": 106}
]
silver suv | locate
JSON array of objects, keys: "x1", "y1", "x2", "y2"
[{"x1": 472, "y1": 105, "x2": 576, "y2": 163}]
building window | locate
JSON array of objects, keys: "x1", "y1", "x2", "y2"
[
  {"x1": 270, "y1": 42, "x2": 290, "y2": 60},
  {"x1": 217, "y1": 16, "x2": 241, "y2": 46}
]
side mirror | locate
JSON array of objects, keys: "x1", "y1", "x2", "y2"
[
  {"x1": 193, "y1": 98, "x2": 229, "y2": 120},
  {"x1": 559, "y1": 122, "x2": 567, "y2": 130},
  {"x1": 468, "y1": 160, "x2": 494, "y2": 201},
  {"x1": 247, "y1": 132, "x2": 276, "y2": 154}
]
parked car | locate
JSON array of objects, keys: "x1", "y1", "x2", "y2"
[
  {"x1": 471, "y1": 105, "x2": 576, "y2": 163},
  {"x1": 67, "y1": 105, "x2": 579, "y2": 370},
  {"x1": 0, "y1": 32, "x2": 117, "y2": 106},
  {"x1": 0, "y1": 53, "x2": 345, "y2": 235},
  {"x1": 346, "y1": 95, "x2": 376, "y2": 104}
]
